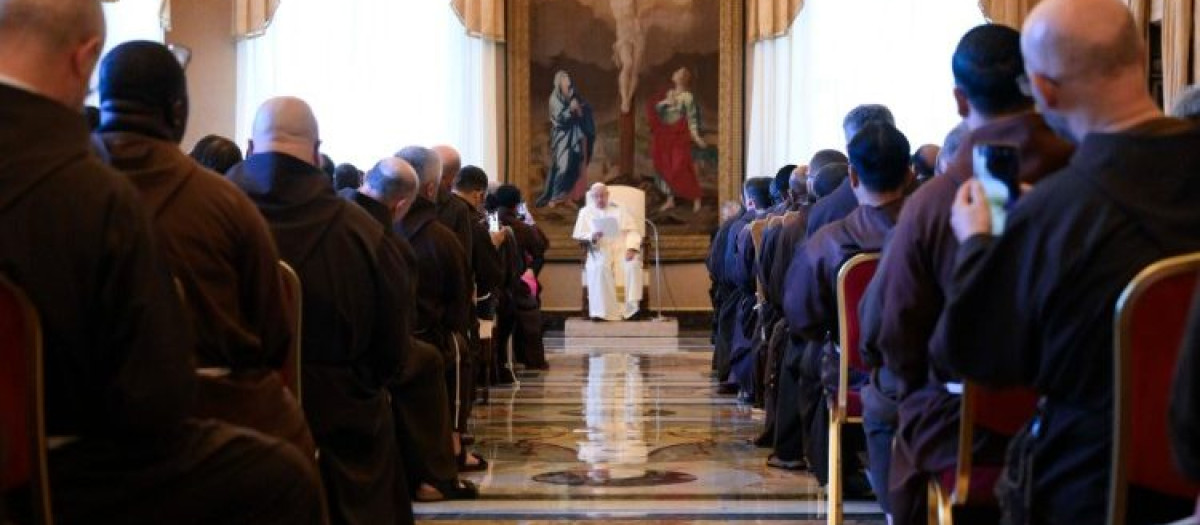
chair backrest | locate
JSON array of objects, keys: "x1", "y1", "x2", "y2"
[
  {"x1": 1109, "y1": 252, "x2": 1200, "y2": 524},
  {"x1": 277, "y1": 261, "x2": 303, "y2": 404},
  {"x1": 605, "y1": 185, "x2": 646, "y2": 238},
  {"x1": 835, "y1": 253, "x2": 880, "y2": 409},
  {"x1": 750, "y1": 220, "x2": 767, "y2": 302},
  {"x1": 951, "y1": 382, "x2": 1038, "y2": 504},
  {"x1": 0, "y1": 275, "x2": 51, "y2": 523}
]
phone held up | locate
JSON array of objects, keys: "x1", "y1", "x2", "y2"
[{"x1": 972, "y1": 142, "x2": 1020, "y2": 235}]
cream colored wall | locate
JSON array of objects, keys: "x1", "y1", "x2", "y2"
[
  {"x1": 167, "y1": 0, "x2": 238, "y2": 152},
  {"x1": 539, "y1": 262, "x2": 714, "y2": 313}
]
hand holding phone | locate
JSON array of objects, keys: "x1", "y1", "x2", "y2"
[{"x1": 972, "y1": 143, "x2": 1020, "y2": 235}]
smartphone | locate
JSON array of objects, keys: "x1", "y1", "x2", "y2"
[
  {"x1": 972, "y1": 143, "x2": 1020, "y2": 235},
  {"x1": 487, "y1": 212, "x2": 501, "y2": 233}
]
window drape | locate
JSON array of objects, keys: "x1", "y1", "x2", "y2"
[
  {"x1": 747, "y1": 0, "x2": 805, "y2": 42},
  {"x1": 234, "y1": 0, "x2": 281, "y2": 40},
  {"x1": 451, "y1": 0, "x2": 505, "y2": 42},
  {"x1": 978, "y1": 0, "x2": 1040, "y2": 28},
  {"x1": 236, "y1": 0, "x2": 504, "y2": 178},
  {"x1": 745, "y1": 0, "x2": 984, "y2": 178}
]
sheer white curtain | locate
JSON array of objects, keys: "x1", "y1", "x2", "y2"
[
  {"x1": 90, "y1": 0, "x2": 165, "y2": 106},
  {"x1": 746, "y1": 0, "x2": 984, "y2": 177},
  {"x1": 236, "y1": 0, "x2": 503, "y2": 177}
]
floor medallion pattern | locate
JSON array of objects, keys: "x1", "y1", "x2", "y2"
[{"x1": 415, "y1": 334, "x2": 885, "y2": 524}]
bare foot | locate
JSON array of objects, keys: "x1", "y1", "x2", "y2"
[
  {"x1": 658, "y1": 197, "x2": 676, "y2": 212},
  {"x1": 692, "y1": 199, "x2": 702, "y2": 213}
]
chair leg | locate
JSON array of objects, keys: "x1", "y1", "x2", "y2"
[
  {"x1": 926, "y1": 479, "x2": 953, "y2": 525},
  {"x1": 829, "y1": 411, "x2": 842, "y2": 525}
]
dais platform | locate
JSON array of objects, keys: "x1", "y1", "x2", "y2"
[{"x1": 564, "y1": 317, "x2": 679, "y2": 338}]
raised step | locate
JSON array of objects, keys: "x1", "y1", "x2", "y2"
[{"x1": 564, "y1": 317, "x2": 679, "y2": 338}]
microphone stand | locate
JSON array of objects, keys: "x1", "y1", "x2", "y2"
[{"x1": 643, "y1": 218, "x2": 666, "y2": 321}]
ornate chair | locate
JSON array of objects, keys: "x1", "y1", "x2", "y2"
[
  {"x1": 926, "y1": 383, "x2": 1037, "y2": 525},
  {"x1": 1109, "y1": 253, "x2": 1200, "y2": 525},
  {"x1": 580, "y1": 185, "x2": 650, "y2": 316},
  {"x1": 828, "y1": 252, "x2": 880, "y2": 525},
  {"x1": 278, "y1": 261, "x2": 303, "y2": 404},
  {"x1": 0, "y1": 275, "x2": 52, "y2": 524}
]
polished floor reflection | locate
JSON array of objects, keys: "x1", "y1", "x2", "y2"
[{"x1": 415, "y1": 333, "x2": 885, "y2": 524}]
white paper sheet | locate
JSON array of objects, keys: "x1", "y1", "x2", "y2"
[{"x1": 592, "y1": 216, "x2": 619, "y2": 239}]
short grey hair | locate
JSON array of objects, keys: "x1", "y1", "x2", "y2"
[
  {"x1": 1171, "y1": 85, "x2": 1200, "y2": 121},
  {"x1": 394, "y1": 146, "x2": 437, "y2": 187},
  {"x1": 843, "y1": 104, "x2": 895, "y2": 142}
]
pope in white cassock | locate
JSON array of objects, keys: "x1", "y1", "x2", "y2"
[{"x1": 572, "y1": 183, "x2": 644, "y2": 321}]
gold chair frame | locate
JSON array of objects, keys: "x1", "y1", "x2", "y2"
[{"x1": 828, "y1": 252, "x2": 881, "y2": 525}]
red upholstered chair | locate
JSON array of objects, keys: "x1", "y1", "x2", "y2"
[
  {"x1": 278, "y1": 261, "x2": 303, "y2": 404},
  {"x1": 927, "y1": 383, "x2": 1038, "y2": 525},
  {"x1": 0, "y1": 275, "x2": 52, "y2": 523},
  {"x1": 827, "y1": 252, "x2": 880, "y2": 525},
  {"x1": 1109, "y1": 253, "x2": 1200, "y2": 525}
]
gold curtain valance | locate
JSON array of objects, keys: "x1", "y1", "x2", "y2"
[
  {"x1": 234, "y1": 0, "x2": 280, "y2": 40},
  {"x1": 451, "y1": 0, "x2": 506, "y2": 43},
  {"x1": 978, "y1": 0, "x2": 1040, "y2": 29},
  {"x1": 746, "y1": 0, "x2": 804, "y2": 42}
]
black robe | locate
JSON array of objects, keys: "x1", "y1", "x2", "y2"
[
  {"x1": 858, "y1": 113, "x2": 1074, "y2": 524},
  {"x1": 938, "y1": 119, "x2": 1200, "y2": 524},
  {"x1": 397, "y1": 196, "x2": 473, "y2": 431},
  {"x1": 100, "y1": 128, "x2": 317, "y2": 461},
  {"x1": 0, "y1": 84, "x2": 322, "y2": 524},
  {"x1": 338, "y1": 188, "x2": 456, "y2": 500},
  {"x1": 783, "y1": 199, "x2": 904, "y2": 483},
  {"x1": 230, "y1": 152, "x2": 406, "y2": 525}
]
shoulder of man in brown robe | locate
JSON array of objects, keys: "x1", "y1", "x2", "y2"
[
  {"x1": 101, "y1": 132, "x2": 291, "y2": 371},
  {"x1": 766, "y1": 207, "x2": 811, "y2": 308},
  {"x1": 861, "y1": 112, "x2": 1073, "y2": 394},
  {"x1": 437, "y1": 186, "x2": 475, "y2": 265},
  {"x1": 783, "y1": 199, "x2": 903, "y2": 341},
  {"x1": 0, "y1": 84, "x2": 196, "y2": 440},
  {"x1": 399, "y1": 196, "x2": 472, "y2": 338}
]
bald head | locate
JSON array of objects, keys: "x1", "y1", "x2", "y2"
[
  {"x1": 363, "y1": 157, "x2": 418, "y2": 209},
  {"x1": 1021, "y1": 0, "x2": 1159, "y2": 141},
  {"x1": 1022, "y1": 0, "x2": 1142, "y2": 81},
  {"x1": 0, "y1": 0, "x2": 106, "y2": 108},
  {"x1": 432, "y1": 145, "x2": 462, "y2": 192},
  {"x1": 912, "y1": 144, "x2": 940, "y2": 179},
  {"x1": 249, "y1": 97, "x2": 321, "y2": 166}
]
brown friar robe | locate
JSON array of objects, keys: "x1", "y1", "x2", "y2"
[
  {"x1": 0, "y1": 84, "x2": 322, "y2": 524},
  {"x1": 397, "y1": 196, "x2": 473, "y2": 432},
  {"x1": 761, "y1": 204, "x2": 812, "y2": 449},
  {"x1": 858, "y1": 112, "x2": 1073, "y2": 524},
  {"x1": 495, "y1": 205, "x2": 549, "y2": 370},
  {"x1": 938, "y1": 118, "x2": 1200, "y2": 524},
  {"x1": 100, "y1": 129, "x2": 316, "y2": 461},
  {"x1": 230, "y1": 152, "x2": 407, "y2": 525},
  {"x1": 338, "y1": 187, "x2": 457, "y2": 500},
  {"x1": 782, "y1": 198, "x2": 904, "y2": 484}
]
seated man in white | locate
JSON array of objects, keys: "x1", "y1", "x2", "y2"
[{"x1": 573, "y1": 183, "x2": 644, "y2": 320}]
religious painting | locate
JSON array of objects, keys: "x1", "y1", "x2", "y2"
[{"x1": 507, "y1": 0, "x2": 745, "y2": 261}]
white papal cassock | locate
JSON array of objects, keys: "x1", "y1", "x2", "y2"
[{"x1": 572, "y1": 198, "x2": 643, "y2": 320}]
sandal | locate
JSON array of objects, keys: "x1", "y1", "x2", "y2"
[
  {"x1": 766, "y1": 454, "x2": 808, "y2": 471},
  {"x1": 457, "y1": 450, "x2": 489, "y2": 473},
  {"x1": 414, "y1": 478, "x2": 479, "y2": 503}
]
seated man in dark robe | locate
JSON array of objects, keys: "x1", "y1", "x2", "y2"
[
  {"x1": 0, "y1": 3, "x2": 323, "y2": 523},
  {"x1": 727, "y1": 177, "x2": 774, "y2": 400},
  {"x1": 707, "y1": 201, "x2": 752, "y2": 386},
  {"x1": 859, "y1": 24, "x2": 1074, "y2": 524},
  {"x1": 940, "y1": 1, "x2": 1200, "y2": 521},
  {"x1": 394, "y1": 146, "x2": 482, "y2": 474},
  {"x1": 783, "y1": 122, "x2": 912, "y2": 499},
  {"x1": 492, "y1": 184, "x2": 551, "y2": 374},
  {"x1": 806, "y1": 105, "x2": 897, "y2": 237},
  {"x1": 96, "y1": 40, "x2": 317, "y2": 461},
  {"x1": 910, "y1": 144, "x2": 939, "y2": 187},
  {"x1": 229, "y1": 97, "x2": 409, "y2": 524},
  {"x1": 433, "y1": 145, "x2": 475, "y2": 264},
  {"x1": 340, "y1": 157, "x2": 476, "y2": 503},
  {"x1": 189, "y1": 134, "x2": 244, "y2": 174}
]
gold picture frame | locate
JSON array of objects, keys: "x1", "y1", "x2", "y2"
[{"x1": 505, "y1": 0, "x2": 745, "y2": 261}]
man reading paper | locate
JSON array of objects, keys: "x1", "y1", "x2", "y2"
[{"x1": 573, "y1": 183, "x2": 644, "y2": 321}]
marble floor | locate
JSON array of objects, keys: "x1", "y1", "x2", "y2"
[{"x1": 415, "y1": 333, "x2": 886, "y2": 524}]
